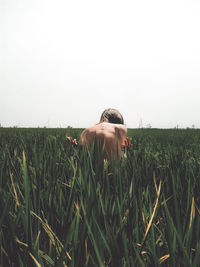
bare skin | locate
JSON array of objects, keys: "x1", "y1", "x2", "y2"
[{"x1": 81, "y1": 120, "x2": 127, "y2": 162}]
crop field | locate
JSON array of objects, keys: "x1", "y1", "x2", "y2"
[{"x1": 0, "y1": 128, "x2": 200, "y2": 266}]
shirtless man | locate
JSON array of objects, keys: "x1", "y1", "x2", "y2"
[{"x1": 81, "y1": 108, "x2": 127, "y2": 162}]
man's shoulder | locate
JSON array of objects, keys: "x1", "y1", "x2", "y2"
[
  {"x1": 82, "y1": 123, "x2": 126, "y2": 136},
  {"x1": 81, "y1": 126, "x2": 97, "y2": 145},
  {"x1": 114, "y1": 124, "x2": 127, "y2": 132},
  {"x1": 87, "y1": 125, "x2": 98, "y2": 132},
  {"x1": 81, "y1": 125, "x2": 96, "y2": 136}
]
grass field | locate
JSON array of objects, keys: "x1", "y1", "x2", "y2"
[{"x1": 0, "y1": 128, "x2": 200, "y2": 266}]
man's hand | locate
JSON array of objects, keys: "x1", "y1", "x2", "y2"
[
  {"x1": 66, "y1": 136, "x2": 78, "y2": 146},
  {"x1": 121, "y1": 137, "x2": 132, "y2": 148}
]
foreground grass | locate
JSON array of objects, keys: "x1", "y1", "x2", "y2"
[{"x1": 0, "y1": 128, "x2": 200, "y2": 266}]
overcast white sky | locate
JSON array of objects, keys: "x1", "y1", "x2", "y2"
[{"x1": 1, "y1": 0, "x2": 200, "y2": 128}]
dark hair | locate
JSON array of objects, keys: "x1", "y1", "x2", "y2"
[{"x1": 100, "y1": 108, "x2": 124, "y2": 124}]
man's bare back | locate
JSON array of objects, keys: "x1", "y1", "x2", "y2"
[{"x1": 81, "y1": 120, "x2": 127, "y2": 161}]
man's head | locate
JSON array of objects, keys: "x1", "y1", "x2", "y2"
[{"x1": 100, "y1": 108, "x2": 124, "y2": 124}]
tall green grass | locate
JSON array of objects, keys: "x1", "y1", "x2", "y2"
[{"x1": 0, "y1": 128, "x2": 200, "y2": 266}]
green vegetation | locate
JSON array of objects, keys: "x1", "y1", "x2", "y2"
[{"x1": 0, "y1": 128, "x2": 200, "y2": 266}]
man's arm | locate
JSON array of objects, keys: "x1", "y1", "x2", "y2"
[
  {"x1": 80, "y1": 127, "x2": 95, "y2": 147},
  {"x1": 116, "y1": 124, "x2": 127, "y2": 146},
  {"x1": 80, "y1": 129, "x2": 88, "y2": 146}
]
